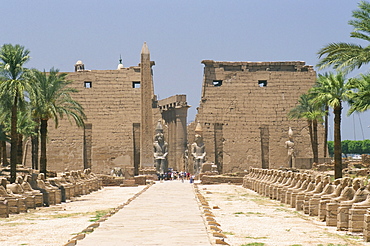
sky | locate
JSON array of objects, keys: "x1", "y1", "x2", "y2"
[{"x1": 1, "y1": 1, "x2": 369, "y2": 140}]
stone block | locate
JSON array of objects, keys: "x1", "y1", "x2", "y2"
[
  {"x1": 120, "y1": 179, "x2": 138, "y2": 187},
  {"x1": 200, "y1": 175, "x2": 243, "y2": 184},
  {"x1": 134, "y1": 176, "x2": 146, "y2": 185}
]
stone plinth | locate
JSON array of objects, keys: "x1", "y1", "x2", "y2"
[
  {"x1": 134, "y1": 176, "x2": 146, "y2": 185},
  {"x1": 337, "y1": 204, "x2": 352, "y2": 230},
  {"x1": 318, "y1": 198, "x2": 331, "y2": 221},
  {"x1": 326, "y1": 202, "x2": 340, "y2": 227},
  {"x1": 303, "y1": 194, "x2": 316, "y2": 214},
  {"x1": 349, "y1": 207, "x2": 368, "y2": 233},
  {"x1": 0, "y1": 200, "x2": 8, "y2": 218},
  {"x1": 295, "y1": 193, "x2": 306, "y2": 211},
  {"x1": 364, "y1": 210, "x2": 370, "y2": 241},
  {"x1": 308, "y1": 196, "x2": 321, "y2": 216}
]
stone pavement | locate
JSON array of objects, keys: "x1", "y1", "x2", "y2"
[{"x1": 77, "y1": 180, "x2": 211, "y2": 246}]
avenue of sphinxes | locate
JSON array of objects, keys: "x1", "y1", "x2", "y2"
[{"x1": 32, "y1": 43, "x2": 328, "y2": 175}]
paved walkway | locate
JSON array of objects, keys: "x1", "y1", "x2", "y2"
[{"x1": 77, "y1": 181, "x2": 211, "y2": 246}]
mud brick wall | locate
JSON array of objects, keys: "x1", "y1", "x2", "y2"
[
  {"x1": 44, "y1": 68, "x2": 160, "y2": 174},
  {"x1": 191, "y1": 60, "x2": 325, "y2": 173}
]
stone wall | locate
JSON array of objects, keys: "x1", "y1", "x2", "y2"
[
  {"x1": 37, "y1": 60, "x2": 187, "y2": 175},
  {"x1": 44, "y1": 67, "x2": 159, "y2": 174},
  {"x1": 191, "y1": 60, "x2": 325, "y2": 173}
]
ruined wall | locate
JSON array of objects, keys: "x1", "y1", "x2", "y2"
[
  {"x1": 192, "y1": 60, "x2": 323, "y2": 173},
  {"x1": 46, "y1": 67, "x2": 159, "y2": 174}
]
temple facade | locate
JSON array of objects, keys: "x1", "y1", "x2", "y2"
[
  {"x1": 189, "y1": 60, "x2": 327, "y2": 173},
  {"x1": 43, "y1": 43, "x2": 189, "y2": 174},
  {"x1": 30, "y1": 45, "x2": 327, "y2": 175}
]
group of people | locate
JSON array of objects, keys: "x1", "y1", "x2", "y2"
[{"x1": 157, "y1": 171, "x2": 192, "y2": 182}]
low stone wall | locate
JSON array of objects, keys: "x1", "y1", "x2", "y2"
[
  {"x1": 295, "y1": 157, "x2": 332, "y2": 169},
  {"x1": 201, "y1": 175, "x2": 243, "y2": 185},
  {"x1": 134, "y1": 175, "x2": 147, "y2": 185},
  {"x1": 97, "y1": 175, "x2": 124, "y2": 186},
  {"x1": 97, "y1": 175, "x2": 148, "y2": 186}
]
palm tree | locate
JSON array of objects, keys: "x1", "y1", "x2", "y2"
[
  {"x1": 317, "y1": 1, "x2": 370, "y2": 73},
  {"x1": 0, "y1": 44, "x2": 31, "y2": 183},
  {"x1": 310, "y1": 72, "x2": 352, "y2": 179},
  {"x1": 288, "y1": 93, "x2": 324, "y2": 164},
  {"x1": 0, "y1": 93, "x2": 10, "y2": 167},
  {"x1": 30, "y1": 68, "x2": 86, "y2": 177},
  {"x1": 16, "y1": 108, "x2": 37, "y2": 166},
  {"x1": 346, "y1": 73, "x2": 370, "y2": 114},
  {"x1": 310, "y1": 79, "x2": 331, "y2": 158},
  {"x1": 0, "y1": 124, "x2": 8, "y2": 167}
]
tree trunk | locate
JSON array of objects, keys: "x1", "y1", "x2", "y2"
[
  {"x1": 1, "y1": 141, "x2": 8, "y2": 167},
  {"x1": 307, "y1": 120, "x2": 314, "y2": 162},
  {"x1": 313, "y1": 119, "x2": 319, "y2": 164},
  {"x1": 40, "y1": 119, "x2": 47, "y2": 177},
  {"x1": 324, "y1": 105, "x2": 329, "y2": 158},
  {"x1": 10, "y1": 94, "x2": 18, "y2": 183},
  {"x1": 31, "y1": 122, "x2": 39, "y2": 170},
  {"x1": 334, "y1": 104, "x2": 342, "y2": 179},
  {"x1": 0, "y1": 141, "x2": 2, "y2": 166},
  {"x1": 16, "y1": 133, "x2": 23, "y2": 165}
]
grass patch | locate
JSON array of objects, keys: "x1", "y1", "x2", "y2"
[
  {"x1": 234, "y1": 212, "x2": 244, "y2": 214},
  {"x1": 223, "y1": 231, "x2": 234, "y2": 235},
  {"x1": 0, "y1": 222, "x2": 27, "y2": 227},
  {"x1": 50, "y1": 213, "x2": 83, "y2": 219},
  {"x1": 273, "y1": 207, "x2": 311, "y2": 221},
  {"x1": 89, "y1": 209, "x2": 111, "y2": 222},
  {"x1": 245, "y1": 211, "x2": 265, "y2": 217},
  {"x1": 250, "y1": 198, "x2": 274, "y2": 206},
  {"x1": 245, "y1": 236, "x2": 268, "y2": 239},
  {"x1": 321, "y1": 230, "x2": 361, "y2": 245}
]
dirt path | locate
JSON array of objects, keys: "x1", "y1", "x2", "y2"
[
  {"x1": 2, "y1": 182, "x2": 370, "y2": 246},
  {"x1": 0, "y1": 186, "x2": 145, "y2": 246},
  {"x1": 198, "y1": 184, "x2": 368, "y2": 246}
]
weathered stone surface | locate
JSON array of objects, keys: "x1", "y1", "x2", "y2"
[
  {"x1": 191, "y1": 60, "x2": 324, "y2": 172},
  {"x1": 134, "y1": 175, "x2": 146, "y2": 185},
  {"x1": 33, "y1": 47, "x2": 188, "y2": 175},
  {"x1": 201, "y1": 175, "x2": 243, "y2": 184}
]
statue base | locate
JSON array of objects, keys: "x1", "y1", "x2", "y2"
[{"x1": 139, "y1": 168, "x2": 157, "y2": 181}]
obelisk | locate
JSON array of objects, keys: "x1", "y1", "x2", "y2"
[{"x1": 140, "y1": 42, "x2": 154, "y2": 168}]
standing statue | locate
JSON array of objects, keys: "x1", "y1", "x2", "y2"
[
  {"x1": 285, "y1": 127, "x2": 295, "y2": 168},
  {"x1": 184, "y1": 148, "x2": 189, "y2": 173},
  {"x1": 153, "y1": 120, "x2": 168, "y2": 180},
  {"x1": 191, "y1": 122, "x2": 206, "y2": 176}
]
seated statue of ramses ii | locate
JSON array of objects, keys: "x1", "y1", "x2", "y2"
[{"x1": 153, "y1": 120, "x2": 168, "y2": 179}]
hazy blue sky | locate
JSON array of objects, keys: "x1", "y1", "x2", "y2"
[{"x1": 1, "y1": 1, "x2": 369, "y2": 140}]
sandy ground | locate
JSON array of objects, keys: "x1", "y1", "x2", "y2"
[
  {"x1": 0, "y1": 186, "x2": 145, "y2": 246},
  {"x1": 1, "y1": 182, "x2": 370, "y2": 246},
  {"x1": 198, "y1": 183, "x2": 369, "y2": 246}
]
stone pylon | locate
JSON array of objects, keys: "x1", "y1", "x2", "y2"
[{"x1": 140, "y1": 42, "x2": 155, "y2": 168}]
